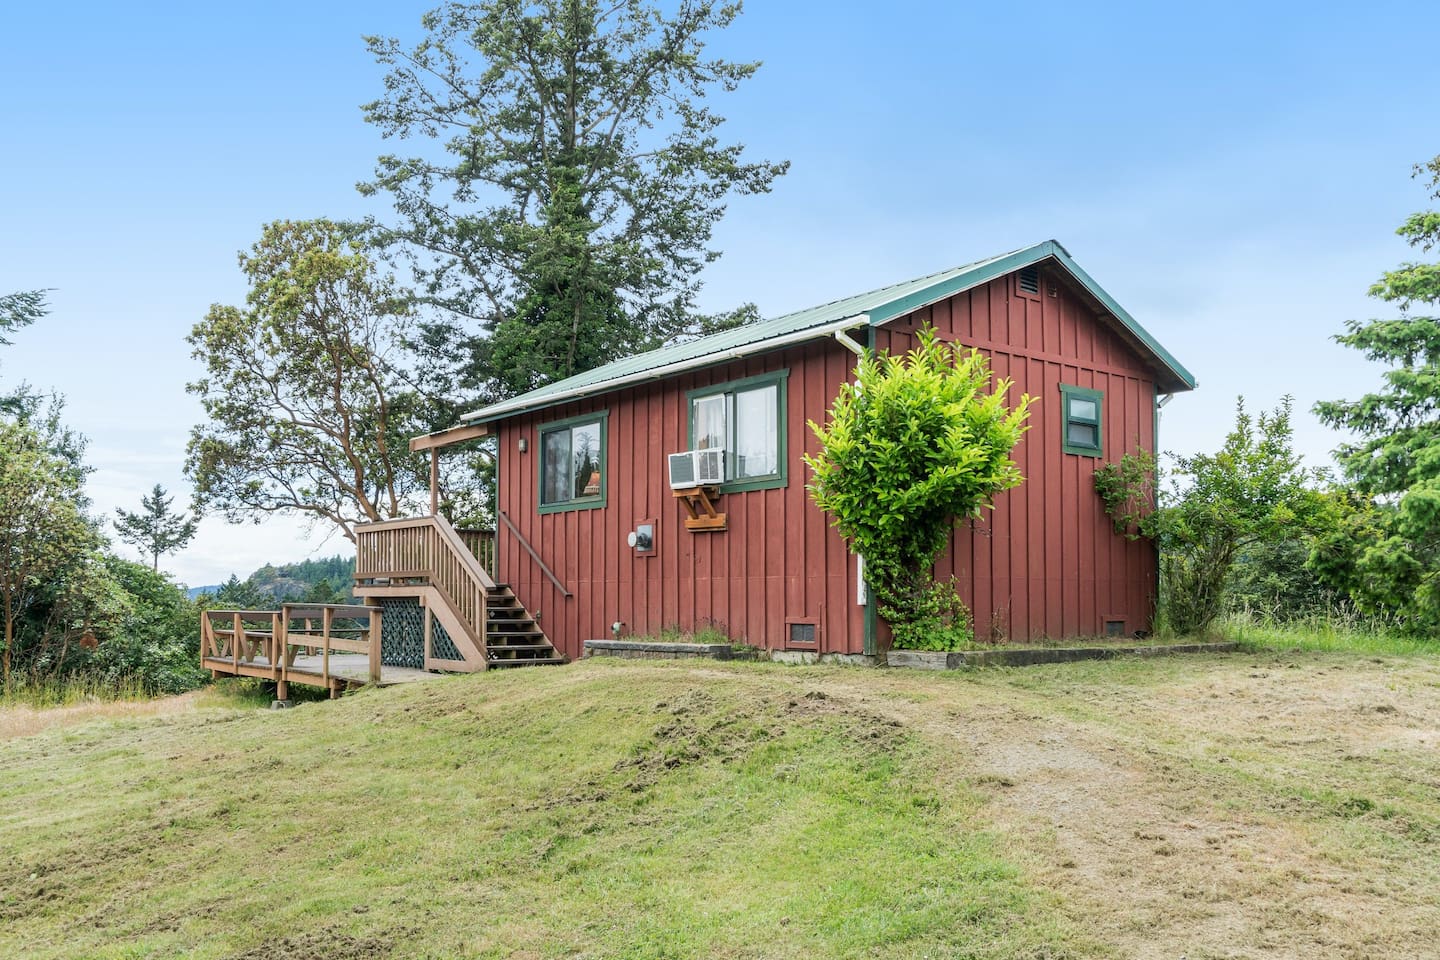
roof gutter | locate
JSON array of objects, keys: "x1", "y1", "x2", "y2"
[
  {"x1": 462, "y1": 314, "x2": 872, "y2": 423},
  {"x1": 833, "y1": 328, "x2": 867, "y2": 357}
]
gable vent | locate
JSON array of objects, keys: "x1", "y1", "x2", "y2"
[{"x1": 1018, "y1": 266, "x2": 1040, "y2": 295}]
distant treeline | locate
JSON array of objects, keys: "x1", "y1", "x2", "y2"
[{"x1": 199, "y1": 554, "x2": 355, "y2": 608}]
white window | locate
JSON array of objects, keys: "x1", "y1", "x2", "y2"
[{"x1": 687, "y1": 372, "x2": 787, "y2": 490}]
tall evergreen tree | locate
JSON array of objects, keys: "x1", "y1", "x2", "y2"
[
  {"x1": 361, "y1": 0, "x2": 788, "y2": 402},
  {"x1": 114, "y1": 484, "x2": 199, "y2": 572},
  {"x1": 1314, "y1": 155, "x2": 1440, "y2": 627},
  {"x1": 0, "y1": 289, "x2": 46, "y2": 347}
]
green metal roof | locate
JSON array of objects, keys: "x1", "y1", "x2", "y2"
[{"x1": 463, "y1": 239, "x2": 1196, "y2": 423}]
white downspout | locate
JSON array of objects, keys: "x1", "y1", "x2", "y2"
[
  {"x1": 834, "y1": 327, "x2": 867, "y2": 357},
  {"x1": 833, "y1": 323, "x2": 870, "y2": 607}
]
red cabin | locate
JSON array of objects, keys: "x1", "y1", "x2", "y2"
[{"x1": 382, "y1": 240, "x2": 1195, "y2": 666}]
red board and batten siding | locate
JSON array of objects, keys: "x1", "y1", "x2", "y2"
[
  {"x1": 495, "y1": 340, "x2": 865, "y2": 662},
  {"x1": 494, "y1": 267, "x2": 1158, "y2": 660},
  {"x1": 874, "y1": 268, "x2": 1158, "y2": 645}
]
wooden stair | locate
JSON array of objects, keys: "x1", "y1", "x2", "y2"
[
  {"x1": 484, "y1": 585, "x2": 566, "y2": 667},
  {"x1": 354, "y1": 515, "x2": 566, "y2": 673}
]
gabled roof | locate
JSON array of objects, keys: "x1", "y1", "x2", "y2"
[{"x1": 463, "y1": 239, "x2": 1196, "y2": 424}]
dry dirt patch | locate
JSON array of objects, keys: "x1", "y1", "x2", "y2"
[{"x1": 811, "y1": 655, "x2": 1440, "y2": 959}]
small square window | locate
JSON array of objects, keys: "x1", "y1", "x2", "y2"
[{"x1": 1060, "y1": 384, "x2": 1103, "y2": 457}]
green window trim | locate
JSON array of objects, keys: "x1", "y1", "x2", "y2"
[
  {"x1": 685, "y1": 369, "x2": 789, "y2": 493},
  {"x1": 537, "y1": 410, "x2": 609, "y2": 514},
  {"x1": 1060, "y1": 384, "x2": 1104, "y2": 457}
]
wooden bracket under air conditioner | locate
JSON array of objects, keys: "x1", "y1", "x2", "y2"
[{"x1": 673, "y1": 486, "x2": 726, "y2": 532}]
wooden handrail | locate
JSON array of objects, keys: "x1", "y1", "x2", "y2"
[
  {"x1": 200, "y1": 604, "x2": 383, "y2": 691},
  {"x1": 352, "y1": 516, "x2": 441, "y2": 532},
  {"x1": 431, "y1": 513, "x2": 498, "y2": 591},
  {"x1": 354, "y1": 514, "x2": 493, "y2": 652},
  {"x1": 498, "y1": 509, "x2": 572, "y2": 598}
]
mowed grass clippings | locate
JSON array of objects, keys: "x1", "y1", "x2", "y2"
[
  {"x1": 0, "y1": 663, "x2": 1080, "y2": 960},
  {"x1": 898, "y1": 650, "x2": 1440, "y2": 958}
]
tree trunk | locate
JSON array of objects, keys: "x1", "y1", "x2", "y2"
[{"x1": 2, "y1": 606, "x2": 12, "y2": 692}]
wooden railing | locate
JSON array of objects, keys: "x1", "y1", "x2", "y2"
[
  {"x1": 280, "y1": 604, "x2": 383, "y2": 686},
  {"x1": 201, "y1": 610, "x2": 282, "y2": 671},
  {"x1": 455, "y1": 527, "x2": 497, "y2": 576},
  {"x1": 200, "y1": 603, "x2": 383, "y2": 691},
  {"x1": 354, "y1": 514, "x2": 496, "y2": 645},
  {"x1": 498, "y1": 509, "x2": 572, "y2": 597}
]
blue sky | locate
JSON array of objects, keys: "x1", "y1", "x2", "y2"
[{"x1": 2, "y1": 1, "x2": 1437, "y2": 585}]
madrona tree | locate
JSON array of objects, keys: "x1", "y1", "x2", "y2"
[
  {"x1": 185, "y1": 219, "x2": 429, "y2": 541},
  {"x1": 805, "y1": 328, "x2": 1031, "y2": 650},
  {"x1": 361, "y1": 0, "x2": 788, "y2": 400},
  {"x1": 1313, "y1": 155, "x2": 1440, "y2": 629}
]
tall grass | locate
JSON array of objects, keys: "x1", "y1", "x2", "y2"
[
  {"x1": 0, "y1": 672, "x2": 155, "y2": 708},
  {"x1": 1222, "y1": 608, "x2": 1435, "y2": 656}
]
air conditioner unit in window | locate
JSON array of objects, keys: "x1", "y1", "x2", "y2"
[{"x1": 668, "y1": 449, "x2": 724, "y2": 489}]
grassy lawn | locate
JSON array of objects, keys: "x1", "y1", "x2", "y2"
[
  {"x1": 3, "y1": 644, "x2": 1438, "y2": 958},
  {"x1": 1, "y1": 667, "x2": 1078, "y2": 959}
]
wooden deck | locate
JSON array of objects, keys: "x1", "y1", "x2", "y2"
[
  {"x1": 202, "y1": 516, "x2": 565, "y2": 700},
  {"x1": 202, "y1": 604, "x2": 414, "y2": 699},
  {"x1": 202, "y1": 652, "x2": 439, "y2": 688}
]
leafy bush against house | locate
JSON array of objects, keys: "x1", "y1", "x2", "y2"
[
  {"x1": 805, "y1": 326, "x2": 1031, "y2": 651},
  {"x1": 1096, "y1": 397, "x2": 1327, "y2": 636}
]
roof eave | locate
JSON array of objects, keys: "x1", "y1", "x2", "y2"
[
  {"x1": 460, "y1": 314, "x2": 872, "y2": 424},
  {"x1": 867, "y1": 239, "x2": 1196, "y2": 393}
]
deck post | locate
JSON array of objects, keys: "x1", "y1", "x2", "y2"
[
  {"x1": 368, "y1": 607, "x2": 382, "y2": 684},
  {"x1": 232, "y1": 612, "x2": 242, "y2": 672},
  {"x1": 272, "y1": 612, "x2": 284, "y2": 683},
  {"x1": 322, "y1": 606, "x2": 332, "y2": 688},
  {"x1": 423, "y1": 601, "x2": 433, "y2": 667},
  {"x1": 430, "y1": 449, "x2": 439, "y2": 516}
]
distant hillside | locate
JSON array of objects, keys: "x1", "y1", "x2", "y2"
[{"x1": 190, "y1": 554, "x2": 355, "y2": 604}]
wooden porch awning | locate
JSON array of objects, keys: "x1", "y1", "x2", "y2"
[
  {"x1": 410, "y1": 422, "x2": 492, "y2": 515},
  {"x1": 409, "y1": 422, "x2": 491, "y2": 453}
]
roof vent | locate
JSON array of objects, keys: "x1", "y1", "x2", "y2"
[{"x1": 1018, "y1": 266, "x2": 1040, "y2": 295}]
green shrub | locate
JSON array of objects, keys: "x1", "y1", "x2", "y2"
[
  {"x1": 89, "y1": 559, "x2": 208, "y2": 695},
  {"x1": 805, "y1": 326, "x2": 1030, "y2": 651},
  {"x1": 1096, "y1": 398, "x2": 1328, "y2": 636}
]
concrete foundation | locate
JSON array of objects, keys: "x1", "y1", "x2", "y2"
[{"x1": 886, "y1": 642, "x2": 1238, "y2": 670}]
